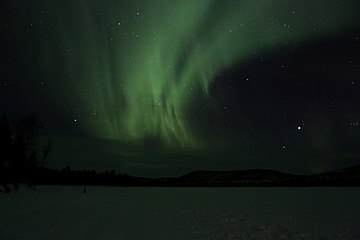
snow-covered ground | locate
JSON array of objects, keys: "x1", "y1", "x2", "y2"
[{"x1": 0, "y1": 186, "x2": 359, "y2": 239}]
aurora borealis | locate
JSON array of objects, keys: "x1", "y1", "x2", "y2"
[
  {"x1": 1, "y1": 0, "x2": 360, "y2": 176},
  {"x1": 34, "y1": 0, "x2": 360, "y2": 146}
]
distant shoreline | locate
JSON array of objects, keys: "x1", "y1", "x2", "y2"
[{"x1": 2, "y1": 165, "x2": 360, "y2": 189}]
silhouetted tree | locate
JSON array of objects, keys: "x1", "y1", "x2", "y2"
[{"x1": 0, "y1": 114, "x2": 52, "y2": 192}]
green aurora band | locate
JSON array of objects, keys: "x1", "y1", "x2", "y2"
[{"x1": 38, "y1": 0, "x2": 359, "y2": 147}]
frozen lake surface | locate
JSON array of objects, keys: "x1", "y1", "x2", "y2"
[{"x1": 1, "y1": 186, "x2": 359, "y2": 239}]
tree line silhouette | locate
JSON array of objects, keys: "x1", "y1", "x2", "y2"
[{"x1": 33, "y1": 166, "x2": 145, "y2": 187}]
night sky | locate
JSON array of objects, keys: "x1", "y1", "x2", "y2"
[{"x1": 1, "y1": 0, "x2": 360, "y2": 177}]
